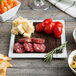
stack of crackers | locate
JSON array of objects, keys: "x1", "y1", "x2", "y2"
[{"x1": 0, "y1": 54, "x2": 12, "y2": 76}]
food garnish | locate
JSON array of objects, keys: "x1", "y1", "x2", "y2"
[
  {"x1": 11, "y1": 17, "x2": 35, "y2": 38},
  {"x1": 0, "y1": 53, "x2": 12, "y2": 76},
  {"x1": 71, "y1": 55, "x2": 76, "y2": 71},
  {"x1": 44, "y1": 42, "x2": 67, "y2": 62},
  {"x1": 0, "y1": 0, "x2": 20, "y2": 14},
  {"x1": 35, "y1": 18, "x2": 63, "y2": 38}
]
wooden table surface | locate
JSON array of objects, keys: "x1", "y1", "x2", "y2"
[{"x1": 0, "y1": 0, "x2": 76, "y2": 76}]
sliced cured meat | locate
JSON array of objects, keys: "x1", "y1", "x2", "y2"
[
  {"x1": 14, "y1": 42, "x2": 25, "y2": 53},
  {"x1": 32, "y1": 38, "x2": 45, "y2": 44},
  {"x1": 23, "y1": 43, "x2": 34, "y2": 52},
  {"x1": 19, "y1": 38, "x2": 32, "y2": 43},
  {"x1": 33, "y1": 43, "x2": 46, "y2": 52}
]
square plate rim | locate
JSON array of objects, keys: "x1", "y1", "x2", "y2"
[{"x1": 8, "y1": 20, "x2": 67, "y2": 58}]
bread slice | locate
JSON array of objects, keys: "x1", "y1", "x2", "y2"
[
  {"x1": 0, "y1": 54, "x2": 11, "y2": 61},
  {"x1": 0, "y1": 60, "x2": 12, "y2": 69},
  {"x1": 6, "y1": 62, "x2": 12, "y2": 68},
  {"x1": 0, "y1": 54, "x2": 12, "y2": 76},
  {"x1": 0, "y1": 67, "x2": 7, "y2": 76}
]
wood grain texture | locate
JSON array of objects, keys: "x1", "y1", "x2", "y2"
[
  {"x1": 0, "y1": 0, "x2": 76, "y2": 76},
  {"x1": 0, "y1": 22, "x2": 76, "y2": 76},
  {"x1": 4, "y1": 0, "x2": 75, "y2": 22}
]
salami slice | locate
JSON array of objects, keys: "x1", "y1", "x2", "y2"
[
  {"x1": 24, "y1": 43, "x2": 34, "y2": 52},
  {"x1": 33, "y1": 43, "x2": 46, "y2": 52},
  {"x1": 32, "y1": 38, "x2": 45, "y2": 44},
  {"x1": 19, "y1": 38, "x2": 32, "y2": 43},
  {"x1": 14, "y1": 42, "x2": 25, "y2": 53}
]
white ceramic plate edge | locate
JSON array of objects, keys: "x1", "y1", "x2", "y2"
[
  {"x1": 8, "y1": 20, "x2": 67, "y2": 58},
  {"x1": 68, "y1": 50, "x2": 76, "y2": 74}
]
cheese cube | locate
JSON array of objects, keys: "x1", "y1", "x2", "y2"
[
  {"x1": 13, "y1": 16, "x2": 23, "y2": 27},
  {"x1": 22, "y1": 24, "x2": 28, "y2": 32},
  {"x1": 12, "y1": 17, "x2": 35, "y2": 36},
  {"x1": 22, "y1": 22, "x2": 34, "y2": 33},
  {"x1": 11, "y1": 27, "x2": 18, "y2": 35},
  {"x1": 29, "y1": 20, "x2": 33, "y2": 25},
  {"x1": 17, "y1": 24, "x2": 25, "y2": 34},
  {"x1": 13, "y1": 17, "x2": 28, "y2": 27},
  {"x1": 23, "y1": 32, "x2": 31, "y2": 38},
  {"x1": 27, "y1": 25, "x2": 34, "y2": 33}
]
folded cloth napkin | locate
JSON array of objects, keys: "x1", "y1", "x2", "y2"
[{"x1": 48, "y1": 0, "x2": 76, "y2": 19}]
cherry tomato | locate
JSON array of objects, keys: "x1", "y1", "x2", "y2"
[
  {"x1": 43, "y1": 18, "x2": 53, "y2": 26},
  {"x1": 54, "y1": 21, "x2": 63, "y2": 28},
  {"x1": 44, "y1": 23, "x2": 53, "y2": 34},
  {"x1": 51, "y1": 22, "x2": 55, "y2": 32},
  {"x1": 36, "y1": 22, "x2": 45, "y2": 32},
  {"x1": 53, "y1": 26, "x2": 62, "y2": 38}
]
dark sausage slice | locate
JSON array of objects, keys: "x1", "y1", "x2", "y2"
[
  {"x1": 14, "y1": 42, "x2": 25, "y2": 53},
  {"x1": 33, "y1": 43, "x2": 46, "y2": 52},
  {"x1": 32, "y1": 38, "x2": 45, "y2": 44},
  {"x1": 19, "y1": 38, "x2": 32, "y2": 43},
  {"x1": 24, "y1": 43, "x2": 34, "y2": 52}
]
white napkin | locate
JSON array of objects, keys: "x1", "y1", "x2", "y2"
[{"x1": 48, "y1": 0, "x2": 76, "y2": 18}]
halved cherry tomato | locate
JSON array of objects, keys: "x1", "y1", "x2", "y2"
[
  {"x1": 43, "y1": 18, "x2": 53, "y2": 26},
  {"x1": 54, "y1": 21, "x2": 63, "y2": 28},
  {"x1": 44, "y1": 22, "x2": 54, "y2": 34},
  {"x1": 36, "y1": 22, "x2": 45, "y2": 32},
  {"x1": 53, "y1": 26, "x2": 62, "y2": 38}
]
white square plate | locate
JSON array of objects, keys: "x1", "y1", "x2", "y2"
[{"x1": 8, "y1": 20, "x2": 67, "y2": 58}]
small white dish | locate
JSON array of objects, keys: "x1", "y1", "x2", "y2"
[
  {"x1": 0, "y1": 1, "x2": 21, "y2": 22},
  {"x1": 68, "y1": 50, "x2": 76, "y2": 74},
  {"x1": 73, "y1": 28, "x2": 76, "y2": 42}
]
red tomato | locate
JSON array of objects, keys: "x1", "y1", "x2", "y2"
[
  {"x1": 51, "y1": 22, "x2": 55, "y2": 32},
  {"x1": 53, "y1": 26, "x2": 62, "y2": 38},
  {"x1": 54, "y1": 21, "x2": 63, "y2": 28},
  {"x1": 36, "y1": 22, "x2": 45, "y2": 32},
  {"x1": 43, "y1": 18, "x2": 53, "y2": 26},
  {"x1": 44, "y1": 23, "x2": 53, "y2": 34}
]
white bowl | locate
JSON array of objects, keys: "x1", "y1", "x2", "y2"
[
  {"x1": 68, "y1": 50, "x2": 76, "y2": 74},
  {"x1": 73, "y1": 28, "x2": 76, "y2": 42},
  {"x1": 0, "y1": 1, "x2": 21, "y2": 22}
]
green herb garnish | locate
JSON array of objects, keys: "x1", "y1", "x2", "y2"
[{"x1": 44, "y1": 42, "x2": 67, "y2": 62}]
